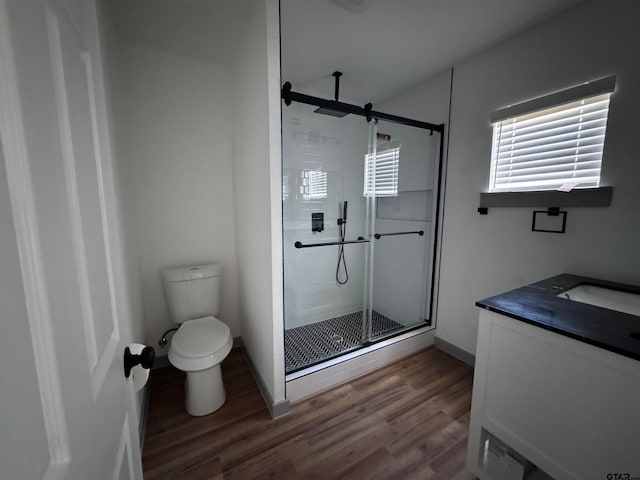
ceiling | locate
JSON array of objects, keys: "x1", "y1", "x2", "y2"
[
  {"x1": 111, "y1": 0, "x2": 581, "y2": 102},
  {"x1": 281, "y1": 0, "x2": 581, "y2": 102}
]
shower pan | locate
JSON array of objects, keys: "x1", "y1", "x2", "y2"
[{"x1": 281, "y1": 78, "x2": 444, "y2": 374}]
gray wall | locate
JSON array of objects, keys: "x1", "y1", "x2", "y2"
[
  {"x1": 377, "y1": 69, "x2": 452, "y2": 125},
  {"x1": 438, "y1": 0, "x2": 640, "y2": 354}
]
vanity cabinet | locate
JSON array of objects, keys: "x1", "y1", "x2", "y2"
[{"x1": 467, "y1": 309, "x2": 640, "y2": 480}]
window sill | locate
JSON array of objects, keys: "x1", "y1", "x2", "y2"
[{"x1": 479, "y1": 187, "x2": 613, "y2": 209}]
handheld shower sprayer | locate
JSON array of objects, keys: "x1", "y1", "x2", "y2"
[
  {"x1": 336, "y1": 201, "x2": 349, "y2": 285},
  {"x1": 337, "y1": 201, "x2": 348, "y2": 225}
]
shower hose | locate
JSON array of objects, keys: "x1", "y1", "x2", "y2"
[{"x1": 336, "y1": 218, "x2": 348, "y2": 285}]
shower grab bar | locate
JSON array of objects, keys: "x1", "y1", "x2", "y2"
[
  {"x1": 294, "y1": 237, "x2": 368, "y2": 249},
  {"x1": 374, "y1": 230, "x2": 424, "y2": 239}
]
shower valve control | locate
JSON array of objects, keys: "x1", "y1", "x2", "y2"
[{"x1": 312, "y1": 212, "x2": 324, "y2": 232}]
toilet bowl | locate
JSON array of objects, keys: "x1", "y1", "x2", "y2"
[
  {"x1": 162, "y1": 264, "x2": 232, "y2": 416},
  {"x1": 168, "y1": 316, "x2": 232, "y2": 416}
]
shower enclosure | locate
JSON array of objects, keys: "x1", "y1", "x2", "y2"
[{"x1": 281, "y1": 82, "x2": 443, "y2": 374}]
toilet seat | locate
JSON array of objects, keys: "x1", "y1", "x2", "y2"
[{"x1": 168, "y1": 316, "x2": 232, "y2": 372}]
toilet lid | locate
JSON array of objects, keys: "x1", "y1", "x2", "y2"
[{"x1": 171, "y1": 316, "x2": 230, "y2": 359}]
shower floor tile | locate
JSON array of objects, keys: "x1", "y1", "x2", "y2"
[{"x1": 284, "y1": 311, "x2": 404, "y2": 373}]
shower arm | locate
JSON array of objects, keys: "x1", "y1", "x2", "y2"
[{"x1": 333, "y1": 71, "x2": 342, "y2": 101}]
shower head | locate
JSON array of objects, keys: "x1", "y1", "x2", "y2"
[
  {"x1": 314, "y1": 106, "x2": 349, "y2": 117},
  {"x1": 313, "y1": 71, "x2": 349, "y2": 117}
]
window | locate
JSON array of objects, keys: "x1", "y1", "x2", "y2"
[
  {"x1": 489, "y1": 76, "x2": 615, "y2": 193},
  {"x1": 364, "y1": 146, "x2": 400, "y2": 197}
]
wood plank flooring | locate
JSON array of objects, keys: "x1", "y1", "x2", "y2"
[{"x1": 142, "y1": 347, "x2": 475, "y2": 480}]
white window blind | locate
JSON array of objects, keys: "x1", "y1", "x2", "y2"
[
  {"x1": 303, "y1": 170, "x2": 328, "y2": 200},
  {"x1": 488, "y1": 75, "x2": 616, "y2": 193},
  {"x1": 364, "y1": 146, "x2": 400, "y2": 197},
  {"x1": 490, "y1": 93, "x2": 612, "y2": 192}
]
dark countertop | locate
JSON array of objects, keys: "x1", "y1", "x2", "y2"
[{"x1": 476, "y1": 274, "x2": 640, "y2": 362}]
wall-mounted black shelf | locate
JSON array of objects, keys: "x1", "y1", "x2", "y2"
[{"x1": 478, "y1": 187, "x2": 612, "y2": 212}]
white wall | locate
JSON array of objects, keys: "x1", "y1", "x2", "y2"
[
  {"x1": 232, "y1": 0, "x2": 285, "y2": 405},
  {"x1": 378, "y1": 69, "x2": 452, "y2": 125},
  {"x1": 120, "y1": 43, "x2": 240, "y2": 346},
  {"x1": 437, "y1": 0, "x2": 640, "y2": 355}
]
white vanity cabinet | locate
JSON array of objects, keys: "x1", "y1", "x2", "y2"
[{"x1": 467, "y1": 309, "x2": 640, "y2": 480}]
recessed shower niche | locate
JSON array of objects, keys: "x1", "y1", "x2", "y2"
[{"x1": 281, "y1": 95, "x2": 443, "y2": 374}]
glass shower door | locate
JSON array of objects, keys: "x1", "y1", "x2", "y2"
[
  {"x1": 362, "y1": 118, "x2": 440, "y2": 343},
  {"x1": 281, "y1": 101, "x2": 441, "y2": 373},
  {"x1": 282, "y1": 101, "x2": 371, "y2": 373}
]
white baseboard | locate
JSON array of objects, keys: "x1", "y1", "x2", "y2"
[
  {"x1": 242, "y1": 347, "x2": 290, "y2": 418},
  {"x1": 286, "y1": 327, "x2": 436, "y2": 403}
]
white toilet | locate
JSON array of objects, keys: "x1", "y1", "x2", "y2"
[{"x1": 162, "y1": 263, "x2": 232, "y2": 416}]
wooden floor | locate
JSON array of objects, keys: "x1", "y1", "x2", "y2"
[{"x1": 142, "y1": 347, "x2": 475, "y2": 480}]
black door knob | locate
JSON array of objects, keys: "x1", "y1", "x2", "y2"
[{"x1": 124, "y1": 345, "x2": 155, "y2": 378}]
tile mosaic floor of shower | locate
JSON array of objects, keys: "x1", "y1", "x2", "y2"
[{"x1": 284, "y1": 310, "x2": 404, "y2": 373}]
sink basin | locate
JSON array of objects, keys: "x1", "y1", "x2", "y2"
[{"x1": 558, "y1": 284, "x2": 640, "y2": 317}]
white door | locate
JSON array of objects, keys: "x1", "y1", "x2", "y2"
[{"x1": 0, "y1": 0, "x2": 143, "y2": 479}]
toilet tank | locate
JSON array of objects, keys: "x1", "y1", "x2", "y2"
[{"x1": 162, "y1": 264, "x2": 223, "y2": 324}]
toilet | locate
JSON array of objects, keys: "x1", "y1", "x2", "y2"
[{"x1": 162, "y1": 263, "x2": 232, "y2": 416}]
